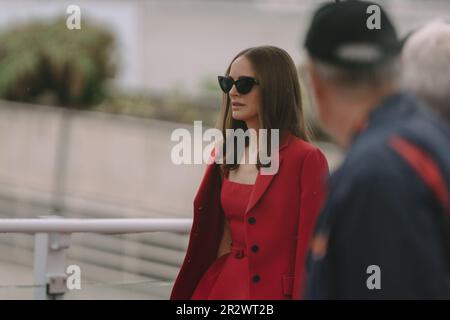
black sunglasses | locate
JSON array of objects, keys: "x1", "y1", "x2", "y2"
[{"x1": 218, "y1": 76, "x2": 259, "y2": 94}]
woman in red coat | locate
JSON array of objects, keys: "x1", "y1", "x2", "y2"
[{"x1": 171, "y1": 46, "x2": 329, "y2": 300}]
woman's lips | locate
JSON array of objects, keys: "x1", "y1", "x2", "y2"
[{"x1": 232, "y1": 102, "x2": 245, "y2": 110}]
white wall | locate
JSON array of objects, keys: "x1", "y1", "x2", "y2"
[{"x1": 0, "y1": 100, "x2": 206, "y2": 218}]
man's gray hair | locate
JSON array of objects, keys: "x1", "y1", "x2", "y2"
[
  {"x1": 402, "y1": 19, "x2": 450, "y2": 122},
  {"x1": 311, "y1": 56, "x2": 401, "y2": 89}
]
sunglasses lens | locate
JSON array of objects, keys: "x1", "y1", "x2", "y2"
[
  {"x1": 218, "y1": 76, "x2": 233, "y2": 93},
  {"x1": 236, "y1": 78, "x2": 254, "y2": 94},
  {"x1": 218, "y1": 76, "x2": 257, "y2": 94}
]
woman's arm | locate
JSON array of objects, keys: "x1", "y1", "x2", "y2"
[{"x1": 293, "y1": 148, "x2": 329, "y2": 299}]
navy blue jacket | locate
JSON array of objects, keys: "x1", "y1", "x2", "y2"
[{"x1": 305, "y1": 92, "x2": 450, "y2": 299}]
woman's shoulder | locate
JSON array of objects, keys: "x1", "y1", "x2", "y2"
[
  {"x1": 283, "y1": 137, "x2": 329, "y2": 176},
  {"x1": 285, "y1": 135, "x2": 324, "y2": 158}
]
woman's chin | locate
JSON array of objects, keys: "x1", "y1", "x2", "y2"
[{"x1": 231, "y1": 111, "x2": 249, "y2": 121}]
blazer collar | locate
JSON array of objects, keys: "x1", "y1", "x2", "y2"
[{"x1": 245, "y1": 132, "x2": 293, "y2": 214}]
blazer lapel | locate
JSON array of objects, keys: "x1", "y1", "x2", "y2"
[
  {"x1": 245, "y1": 133, "x2": 292, "y2": 214},
  {"x1": 245, "y1": 158, "x2": 283, "y2": 214}
]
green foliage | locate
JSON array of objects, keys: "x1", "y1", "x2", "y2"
[
  {"x1": 0, "y1": 18, "x2": 116, "y2": 107},
  {"x1": 94, "y1": 88, "x2": 220, "y2": 128}
]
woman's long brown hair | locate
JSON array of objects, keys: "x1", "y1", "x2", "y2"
[{"x1": 217, "y1": 46, "x2": 310, "y2": 174}]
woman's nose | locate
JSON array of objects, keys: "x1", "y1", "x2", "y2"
[{"x1": 229, "y1": 84, "x2": 239, "y2": 96}]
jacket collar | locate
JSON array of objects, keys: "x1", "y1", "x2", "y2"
[
  {"x1": 245, "y1": 131, "x2": 292, "y2": 214},
  {"x1": 351, "y1": 92, "x2": 417, "y2": 144}
]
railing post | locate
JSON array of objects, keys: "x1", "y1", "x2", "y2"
[
  {"x1": 33, "y1": 216, "x2": 71, "y2": 300},
  {"x1": 33, "y1": 232, "x2": 48, "y2": 300}
]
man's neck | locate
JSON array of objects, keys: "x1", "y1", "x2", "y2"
[{"x1": 336, "y1": 86, "x2": 397, "y2": 148}]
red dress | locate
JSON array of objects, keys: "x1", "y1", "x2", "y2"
[{"x1": 191, "y1": 175, "x2": 253, "y2": 300}]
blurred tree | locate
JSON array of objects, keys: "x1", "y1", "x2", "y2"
[{"x1": 0, "y1": 18, "x2": 116, "y2": 108}]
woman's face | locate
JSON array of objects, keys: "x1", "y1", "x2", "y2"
[{"x1": 228, "y1": 56, "x2": 261, "y2": 127}]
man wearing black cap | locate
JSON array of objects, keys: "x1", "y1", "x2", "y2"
[{"x1": 303, "y1": 0, "x2": 450, "y2": 299}]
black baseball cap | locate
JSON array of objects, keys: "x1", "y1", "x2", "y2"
[{"x1": 304, "y1": 0, "x2": 403, "y2": 69}]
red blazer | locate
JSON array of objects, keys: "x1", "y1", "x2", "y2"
[{"x1": 171, "y1": 134, "x2": 329, "y2": 299}]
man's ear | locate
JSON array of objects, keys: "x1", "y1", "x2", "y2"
[{"x1": 306, "y1": 62, "x2": 324, "y2": 101}]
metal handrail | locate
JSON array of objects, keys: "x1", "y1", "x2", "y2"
[
  {"x1": 0, "y1": 218, "x2": 193, "y2": 300},
  {"x1": 0, "y1": 218, "x2": 192, "y2": 234}
]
